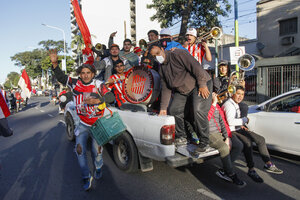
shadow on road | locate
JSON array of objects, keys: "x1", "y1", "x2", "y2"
[
  {"x1": 0, "y1": 127, "x2": 62, "y2": 200},
  {"x1": 180, "y1": 154, "x2": 299, "y2": 200},
  {"x1": 59, "y1": 138, "x2": 129, "y2": 199},
  {"x1": 40, "y1": 102, "x2": 50, "y2": 107}
]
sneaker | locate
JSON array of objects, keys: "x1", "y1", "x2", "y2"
[
  {"x1": 215, "y1": 169, "x2": 232, "y2": 182},
  {"x1": 194, "y1": 144, "x2": 210, "y2": 153},
  {"x1": 229, "y1": 174, "x2": 247, "y2": 188},
  {"x1": 175, "y1": 137, "x2": 188, "y2": 145},
  {"x1": 83, "y1": 175, "x2": 93, "y2": 191},
  {"x1": 247, "y1": 170, "x2": 264, "y2": 183},
  {"x1": 94, "y1": 168, "x2": 103, "y2": 180},
  {"x1": 264, "y1": 164, "x2": 283, "y2": 174},
  {"x1": 190, "y1": 132, "x2": 200, "y2": 145}
]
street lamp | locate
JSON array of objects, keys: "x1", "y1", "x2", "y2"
[{"x1": 42, "y1": 23, "x2": 67, "y2": 74}]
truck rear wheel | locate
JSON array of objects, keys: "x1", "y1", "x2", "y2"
[
  {"x1": 65, "y1": 113, "x2": 75, "y2": 141},
  {"x1": 113, "y1": 132, "x2": 138, "y2": 173}
]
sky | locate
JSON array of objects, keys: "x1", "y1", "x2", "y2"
[{"x1": 0, "y1": 0, "x2": 259, "y2": 85}]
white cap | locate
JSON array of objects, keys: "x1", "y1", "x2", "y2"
[
  {"x1": 160, "y1": 28, "x2": 172, "y2": 36},
  {"x1": 186, "y1": 28, "x2": 197, "y2": 37}
]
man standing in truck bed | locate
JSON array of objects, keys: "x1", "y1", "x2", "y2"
[{"x1": 149, "y1": 44, "x2": 212, "y2": 153}]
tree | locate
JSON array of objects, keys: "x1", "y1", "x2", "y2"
[
  {"x1": 4, "y1": 72, "x2": 20, "y2": 89},
  {"x1": 71, "y1": 33, "x2": 85, "y2": 66},
  {"x1": 38, "y1": 40, "x2": 67, "y2": 53},
  {"x1": 10, "y1": 49, "x2": 43, "y2": 79},
  {"x1": 147, "y1": 0, "x2": 231, "y2": 42},
  {"x1": 10, "y1": 40, "x2": 74, "y2": 79}
]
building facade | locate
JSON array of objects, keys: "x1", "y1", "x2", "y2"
[
  {"x1": 70, "y1": 0, "x2": 160, "y2": 60},
  {"x1": 257, "y1": 0, "x2": 300, "y2": 57}
]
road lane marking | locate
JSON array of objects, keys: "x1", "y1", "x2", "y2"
[
  {"x1": 40, "y1": 110, "x2": 44, "y2": 112},
  {"x1": 48, "y1": 114, "x2": 54, "y2": 117},
  {"x1": 59, "y1": 120, "x2": 65, "y2": 125},
  {"x1": 35, "y1": 107, "x2": 38, "y2": 109},
  {"x1": 197, "y1": 189, "x2": 223, "y2": 200}
]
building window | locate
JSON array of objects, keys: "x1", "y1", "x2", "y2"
[{"x1": 279, "y1": 17, "x2": 298, "y2": 36}]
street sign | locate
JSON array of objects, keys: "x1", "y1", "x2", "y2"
[{"x1": 229, "y1": 46, "x2": 245, "y2": 65}]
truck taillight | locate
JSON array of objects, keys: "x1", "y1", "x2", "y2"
[{"x1": 160, "y1": 125, "x2": 175, "y2": 145}]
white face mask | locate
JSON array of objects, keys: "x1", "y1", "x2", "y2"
[{"x1": 156, "y1": 55, "x2": 165, "y2": 64}]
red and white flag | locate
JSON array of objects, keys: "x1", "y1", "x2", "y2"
[
  {"x1": 0, "y1": 88, "x2": 10, "y2": 118},
  {"x1": 18, "y1": 70, "x2": 32, "y2": 99}
]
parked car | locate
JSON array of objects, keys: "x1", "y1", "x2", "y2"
[{"x1": 247, "y1": 89, "x2": 300, "y2": 156}]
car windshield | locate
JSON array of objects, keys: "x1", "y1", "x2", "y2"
[{"x1": 268, "y1": 93, "x2": 300, "y2": 112}]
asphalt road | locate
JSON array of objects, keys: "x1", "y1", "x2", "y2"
[{"x1": 0, "y1": 96, "x2": 299, "y2": 200}]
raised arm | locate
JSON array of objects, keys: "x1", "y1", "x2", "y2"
[
  {"x1": 49, "y1": 49, "x2": 68, "y2": 85},
  {"x1": 108, "y1": 31, "x2": 117, "y2": 48}
]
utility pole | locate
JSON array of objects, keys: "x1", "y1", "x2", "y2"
[
  {"x1": 234, "y1": 0, "x2": 239, "y2": 77},
  {"x1": 124, "y1": 21, "x2": 127, "y2": 40},
  {"x1": 215, "y1": 39, "x2": 219, "y2": 77}
]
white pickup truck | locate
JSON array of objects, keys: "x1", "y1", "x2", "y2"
[{"x1": 64, "y1": 102, "x2": 219, "y2": 173}]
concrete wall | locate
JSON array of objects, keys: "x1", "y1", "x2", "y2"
[{"x1": 257, "y1": 0, "x2": 300, "y2": 57}]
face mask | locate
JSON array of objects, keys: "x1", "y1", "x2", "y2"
[{"x1": 156, "y1": 55, "x2": 165, "y2": 64}]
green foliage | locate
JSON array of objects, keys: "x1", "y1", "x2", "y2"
[
  {"x1": 10, "y1": 39, "x2": 75, "y2": 80},
  {"x1": 147, "y1": 0, "x2": 231, "y2": 38},
  {"x1": 71, "y1": 34, "x2": 85, "y2": 65},
  {"x1": 38, "y1": 40, "x2": 68, "y2": 53},
  {"x1": 71, "y1": 34, "x2": 84, "y2": 53},
  {"x1": 4, "y1": 72, "x2": 20, "y2": 89}
]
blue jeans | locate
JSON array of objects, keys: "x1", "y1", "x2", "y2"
[{"x1": 75, "y1": 122, "x2": 103, "y2": 179}]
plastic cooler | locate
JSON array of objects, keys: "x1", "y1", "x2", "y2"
[{"x1": 90, "y1": 112, "x2": 126, "y2": 146}]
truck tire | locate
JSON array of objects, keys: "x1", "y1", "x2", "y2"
[
  {"x1": 113, "y1": 132, "x2": 139, "y2": 173},
  {"x1": 65, "y1": 113, "x2": 75, "y2": 141}
]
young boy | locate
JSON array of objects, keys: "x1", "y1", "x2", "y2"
[
  {"x1": 106, "y1": 60, "x2": 127, "y2": 108},
  {"x1": 222, "y1": 86, "x2": 283, "y2": 183}
]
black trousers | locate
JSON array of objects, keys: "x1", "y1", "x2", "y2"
[
  {"x1": 169, "y1": 80, "x2": 212, "y2": 145},
  {"x1": 0, "y1": 118, "x2": 13, "y2": 137},
  {"x1": 232, "y1": 129, "x2": 270, "y2": 169}
]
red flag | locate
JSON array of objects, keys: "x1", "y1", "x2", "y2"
[
  {"x1": 71, "y1": 0, "x2": 94, "y2": 65},
  {"x1": 18, "y1": 70, "x2": 32, "y2": 99},
  {"x1": 0, "y1": 89, "x2": 10, "y2": 118}
]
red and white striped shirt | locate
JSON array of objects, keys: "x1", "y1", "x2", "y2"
[
  {"x1": 67, "y1": 78, "x2": 105, "y2": 126},
  {"x1": 108, "y1": 74, "x2": 127, "y2": 108},
  {"x1": 186, "y1": 43, "x2": 206, "y2": 64}
]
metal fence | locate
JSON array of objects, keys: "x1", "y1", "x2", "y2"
[
  {"x1": 244, "y1": 70, "x2": 257, "y2": 103},
  {"x1": 267, "y1": 65, "x2": 300, "y2": 97}
]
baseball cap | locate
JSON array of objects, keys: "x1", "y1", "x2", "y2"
[
  {"x1": 134, "y1": 47, "x2": 142, "y2": 53},
  {"x1": 218, "y1": 60, "x2": 229, "y2": 66},
  {"x1": 110, "y1": 43, "x2": 120, "y2": 50},
  {"x1": 160, "y1": 28, "x2": 172, "y2": 36},
  {"x1": 186, "y1": 28, "x2": 197, "y2": 37}
]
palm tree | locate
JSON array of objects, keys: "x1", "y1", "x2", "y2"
[{"x1": 71, "y1": 33, "x2": 85, "y2": 66}]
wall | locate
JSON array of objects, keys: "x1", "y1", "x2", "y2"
[{"x1": 257, "y1": 0, "x2": 300, "y2": 57}]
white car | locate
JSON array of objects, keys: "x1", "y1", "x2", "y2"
[{"x1": 247, "y1": 89, "x2": 300, "y2": 156}]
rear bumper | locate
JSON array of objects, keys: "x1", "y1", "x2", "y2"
[{"x1": 166, "y1": 150, "x2": 219, "y2": 168}]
